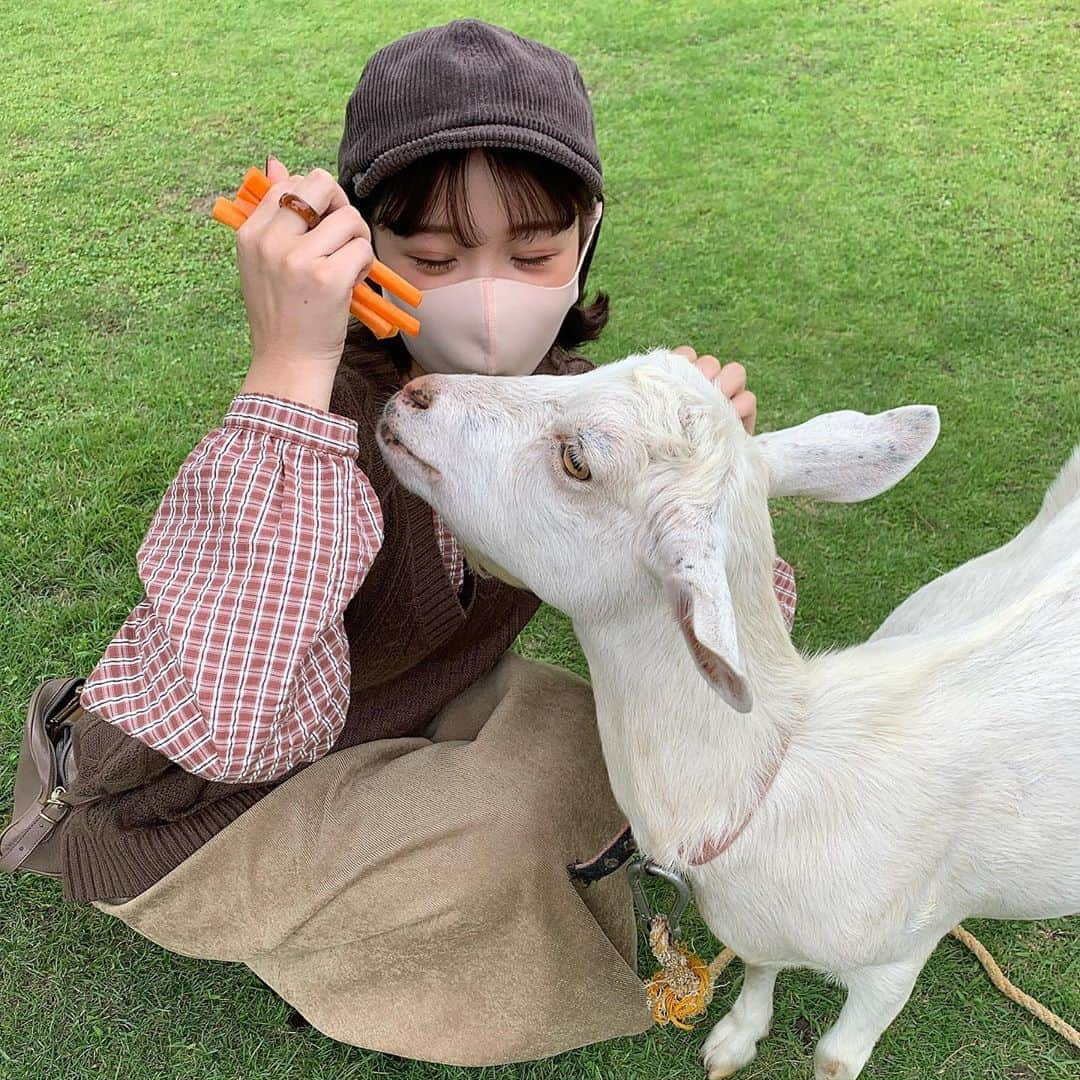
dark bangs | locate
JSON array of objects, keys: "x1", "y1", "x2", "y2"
[
  {"x1": 356, "y1": 147, "x2": 593, "y2": 246},
  {"x1": 353, "y1": 146, "x2": 610, "y2": 366}
]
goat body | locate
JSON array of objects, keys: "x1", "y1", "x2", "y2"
[{"x1": 376, "y1": 351, "x2": 1080, "y2": 1079}]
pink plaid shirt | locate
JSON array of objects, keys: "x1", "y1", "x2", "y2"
[{"x1": 81, "y1": 392, "x2": 796, "y2": 784}]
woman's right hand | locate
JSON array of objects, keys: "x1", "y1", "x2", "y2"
[{"x1": 236, "y1": 156, "x2": 374, "y2": 411}]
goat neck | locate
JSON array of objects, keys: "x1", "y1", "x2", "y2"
[{"x1": 574, "y1": 538, "x2": 806, "y2": 871}]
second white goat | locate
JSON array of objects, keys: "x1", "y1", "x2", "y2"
[{"x1": 376, "y1": 350, "x2": 1080, "y2": 1080}]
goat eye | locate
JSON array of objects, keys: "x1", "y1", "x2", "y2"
[{"x1": 561, "y1": 442, "x2": 591, "y2": 481}]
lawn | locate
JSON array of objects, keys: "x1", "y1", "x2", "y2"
[{"x1": 1, "y1": 1, "x2": 1077, "y2": 1078}]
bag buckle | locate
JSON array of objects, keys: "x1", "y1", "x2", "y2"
[{"x1": 38, "y1": 786, "x2": 70, "y2": 824}]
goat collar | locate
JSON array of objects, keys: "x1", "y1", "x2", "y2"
[{"x1": 683, "y1": 728, "x2": 792, "y2": 867}]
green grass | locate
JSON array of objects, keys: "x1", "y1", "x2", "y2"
[{"x1": 2, "y1": 1, "x2": 1077, "y2": 1077}]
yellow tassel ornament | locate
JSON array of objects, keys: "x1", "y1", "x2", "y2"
[{"x1": 643, "y1": 914, "x2": 736, "y2": 1030}]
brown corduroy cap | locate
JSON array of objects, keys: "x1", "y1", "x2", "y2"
[{"x1": 337, "y1": 19, "x2": 603, "y2": 203}]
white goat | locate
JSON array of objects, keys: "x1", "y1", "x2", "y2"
[{"x1": 376, "y1": 350, "x2": 1080, "y2": 1080}]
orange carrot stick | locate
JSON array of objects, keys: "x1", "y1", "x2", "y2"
[
  {"x1": 367, "y1": 261, "x2": 422, "y2": 308},
  {"x1": 241, "y1": 166, "x2": 272, "y2": 200},
  {"x1": 233, "y1": 195, "x2": 259, "y2": 218},
  {"x1": 352, "y1": 281, "x2": 420, "y2": 336},
  {"x1": 212, "y1": 197, "x2": 247, "y2": 230},
  {"x1": 349, "y1": 298, "x2": 397, "y2": 338}
]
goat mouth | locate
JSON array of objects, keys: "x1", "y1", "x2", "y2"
[{"x1": 377, "y1": 419, "x2": 441, "y2": 480}]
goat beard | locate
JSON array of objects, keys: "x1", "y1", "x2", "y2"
[{"x1": 461, "y1": 543, "x2": 529, "y2": 591}]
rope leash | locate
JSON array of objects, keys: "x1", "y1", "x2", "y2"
[
  {"x1": 948, "y1": 925, "x2": 1080, "y2": 1049},
  {"x1": 635, "y1": 869, "x2": 1077, "y2": 1049}
]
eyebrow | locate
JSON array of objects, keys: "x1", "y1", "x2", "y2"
[
  {"x1": 412, "y1": 220, "x2": 569, "y2": 244},
  {"x1": 508, "y1": 220, "x2": 569, "y2": 240}
]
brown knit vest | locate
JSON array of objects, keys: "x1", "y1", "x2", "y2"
[{"x1": 59, "y1": 324, "x2": 595, "y2": 903}]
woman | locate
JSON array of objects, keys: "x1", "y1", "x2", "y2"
[{"x1": 51, "y1": 19, "x2": 793, "y2": 1065}]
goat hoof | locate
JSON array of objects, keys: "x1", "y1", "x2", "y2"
[
  {"x1": 814, "y1": 1056, "x2": 859, "y2": 1080},
  {"x1": 701, "y1": 1014, "x2": 760, "y2": 1077},
  {"x1": 706, "y1": 1066, "x2": 748, "y2": 1080}
]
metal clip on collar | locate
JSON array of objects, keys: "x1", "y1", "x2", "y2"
[{"x1": 627, "y1": 857, "x2": 691, "y2": 939}]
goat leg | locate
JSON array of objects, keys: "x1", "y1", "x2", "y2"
[
  {"x1": 813, "y1": 955, "x2": 929, "y2": 1080},
  {"x1": 701, "y1": 962, "x2": 782, "y2": 1078}
]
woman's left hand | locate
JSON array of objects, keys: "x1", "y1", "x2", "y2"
[{"x1": 673, "y1": 345, "x2": 757, "y2": 435}]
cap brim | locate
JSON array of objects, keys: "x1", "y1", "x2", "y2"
[{"x1": 343, "y1": 123, "x2": 604, "y2": 202}]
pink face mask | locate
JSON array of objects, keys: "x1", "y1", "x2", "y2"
[{"x1": 385, "y1": 203, "x2": 603, "y2": 376}]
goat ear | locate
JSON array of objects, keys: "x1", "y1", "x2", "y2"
[
  {"x1": 754, "y1": 405, "x2": 940, "y2": 502},
  {"x1": 664, "y1": 545, "x2": 753, "y2": 712}
]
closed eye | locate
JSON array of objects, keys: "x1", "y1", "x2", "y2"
[{"x1": 411, "y1": 256, "x2": 456, "y2": 272}]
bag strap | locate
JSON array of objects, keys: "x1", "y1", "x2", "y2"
[
  {"x1": 0, "y1": 680, "x2": 106, "y2": 876},
  {"x1": 0, "y1": 787, "x2": 89, "y2": 874}
]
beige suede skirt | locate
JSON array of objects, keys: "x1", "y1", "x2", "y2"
[{"x1": 92, "y1": 652, "x2": 653, "y2": 1065}]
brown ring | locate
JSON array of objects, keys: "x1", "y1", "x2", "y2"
[{"x1": 278, "y1": 191, "x2": 324, "y2": 229}]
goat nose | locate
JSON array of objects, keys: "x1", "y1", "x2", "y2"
[{"x1": 401, "y1": 378, "x2": 434, "y2": 410}]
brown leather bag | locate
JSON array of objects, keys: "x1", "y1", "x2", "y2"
[{"x1": 1, "y1": 677, "x2": 104, "y2": 878}]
